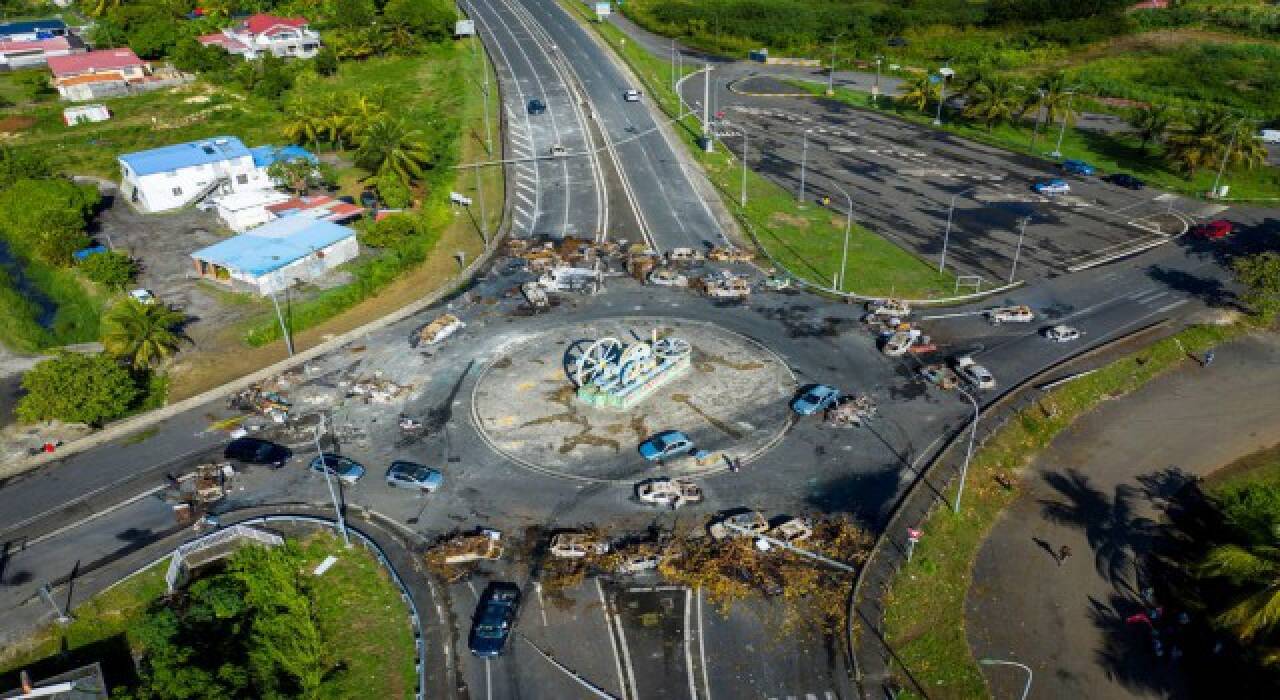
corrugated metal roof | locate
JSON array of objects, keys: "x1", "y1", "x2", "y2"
[
  {"x1": 47, "y1": 48, "x2": 143, "y2": 77},
  {"x1": 249, "y1": 145, "x2": 317, "y2": 168},
  {"x1": 190, "y1": 217, "x2": 355, "y2": 277},
  {"x1": 0, "y1": 19, "x2": 66, "y2": 37},
  {"x1": 118, "y1": 137, "x2": 251, "y2": 176}
]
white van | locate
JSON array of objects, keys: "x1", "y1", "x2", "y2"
[{"x1": 1259, "y1": 129, "x2": 1280, "y2": 144}]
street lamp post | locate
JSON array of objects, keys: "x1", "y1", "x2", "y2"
[
  {"x1": 1049, "y1": 91, "x2": 1075, "y2": 159},
  {"x1": 1009, "y1": 215, "x2": 1029, "y2": 283},
  {"x1": 872, "y1": 56, "x2": 883, "y2": 104},
  {"x1": 739, "y1": 128, "x2": 748, "y2": 207},
  {"x1": 312, "y1": 415, "x2": 351, "y2": 547},
  {"x1": 933, "y1": 65, "x2": 953, "y2": 126},
  {"x1": 826, "y1": 34, "x2": 841, "y2": 96},
  {"x1": 952, "y1": 385, "x2": 980, "y2": 513},
  {"x1": 980, "y1": 659, "x2": 1033, "y2": 700},
  {"x1": 1210, "y1": 119, "x2": 1243, "y2": 198},
  {"x1": 940, "y1": 192, "x2": 958, "y2": 273},
  {"x1": 702, "y1": 63, "x2": 714, "y2": 152},
  {"x1": 837, "y1": 185, "x2": 853, "y2": 291},
  {"x1": 268, "y1": 287, "x2": 294, "y2": 357},
  {"x1": 799, "y1": 129, "x2": 811, "y2": 203}
]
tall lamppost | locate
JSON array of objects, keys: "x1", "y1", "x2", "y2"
[
  {"x1": 826, "y1": 33, "x2": 844, "y2": 96},
  {"x1": 933, "y1": 65, "x2": 954, "y2": 126},
  {"x1": 312, "y1": 414, "x2": 350, "y2": 547},
  {"x1": 953, "y1": 385, "x2": 980, "y2": 513},
  {"x1": 872, "y1": 55, "x2": 883, "y2": 104},
  {"x1": 980, "y1": 659, "x2": 1033, "y2": 700},
  {"x1": 1010, "y1": 215, "x2": 1030, "y2": 283},
  {"x1": 798, "y1": 129, "x2": 812, "y2": 203},
  {"x1": 1210, "y1": 118, "x2": 1245, "y2": 198},
  {"x1": 1049, "y1": 90, "x2": 1077, "y2": 159},
  {"x1": 836, "y1": 184, "x2": 854, "y2": 291}
]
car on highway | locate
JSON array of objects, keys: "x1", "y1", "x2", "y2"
[
  {"x1": 1061, "y1": 159, "x2": 1095, "y2": 176},
  {"x1": 623, "y1": 89, "x2": 641, "y2": 102},
  {"x1": 527, "y1": 98, "x2": 546, "y2": 115},
  {"x1": 469, "y1": 583, "x2": 521, "y2": 657},
  {"x1": 1044, "y1": 325, "x2": 1082, "y2": 343},
  {"x1": 385, "y1": 461, "x2": 443, "y2": 492},
  {"x1": 1031, "y1": 178, "x2": 1070, "y2": 196},
  {"x1": 985, "y1": 305, "x2": 1035, "y2": 324},
  {"x1": 309, "y1": 453, "x2": 366, "y2": 484},
  {"x1": 953, "y1": 355, "x2": 996, "y2": 390},
  {"x1": 1104, "y1": 173, "x2": 1145, "y2": 190},
  {"x1": 638, "y1": 430, "x2": 695, "y2": 461},
  {"x1": 791, "y1": 384, "x2": 841, "y2": 415},
  {"x1": 223, "y1": 437, "x2": 291, "y2": 467},
  {"x1": 1191, "y1": 219, "x2": 1234, "y2": 240}
]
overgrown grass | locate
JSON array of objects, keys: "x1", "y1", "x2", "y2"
[
  {"x1": 0, "y1": 532, "x2": 417, "y2": 699},
  {"x1": 798, "y1": 80, "x2": 1280, "y2": 201},
  {"x1": 880, "y1": 322, "x2": 1246, "y2": 698},
  {"x1": 1204, "y1": 439, "x2": 1280, "y2": 492},
  {"x1": 0, "y1": 248, "x2": 103, "y2": 353},
  {"x1": 567, "y1": 3, "x2": 954, "y2": 298}
]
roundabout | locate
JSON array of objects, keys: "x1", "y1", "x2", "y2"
[{"x1": 469, "y1": 318, "x2": 797, "y2": 482}]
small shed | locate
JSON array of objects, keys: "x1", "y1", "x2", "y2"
[{"x1": 63, "y1": 103, "x2": 111, "y2": 126}]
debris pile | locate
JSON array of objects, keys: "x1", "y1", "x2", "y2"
[{"x1": 824, "y1": 394, "x2": 876, "y2": 427}]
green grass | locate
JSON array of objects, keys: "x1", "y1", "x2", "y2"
[
  {"x1": 1205, "y1": 440, "x2": 1280, "y2": 492},
  {"x1": 880, "y1": 322, "x2": 1246, "y2": 698},
  {"x1": 566, "y1": 2, "x2": 954, "y2": 298},
  {"x1": 0, "y1": 532, "x2": 417, "y2": 699},
  {"x1": 798, "y1": 80, "x2": 1280, "y2": 201},
  {"x1": 0, "y1": 250, "x2": 103, "y2": 353}
]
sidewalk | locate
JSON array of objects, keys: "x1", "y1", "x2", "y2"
[{"x1": 966, "y1": 332, "x2": 1280, "y2": 699}]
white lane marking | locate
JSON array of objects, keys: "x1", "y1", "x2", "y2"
[
  {"x1": 485, "y1": 658, "x2": 493, "y2": 700},
  {"x1": 1139, "y1": 290, "x2": 1171, "y2": 305},
  {"x1": 516, "y1": 192, "x2": 534, "y2": 206},
  {"x1": 21, "y1": 483, "x2": 164, "y2": 548},
  {"x1": 534, "y1": 581, "x2": 548, "y2": 627},
  {"x1": 684, "y1": 588, "x2": 697, "y2": 700},
  {"x1": 514, "y1": 205, "x2": 531, "y2": 219},
  {"x1": 697, "y1": 588, "x2": 711, "y2": 700},
  {"x1": 595, "y1": 579, "x2": 632, "y2": 700},
  {"x1": 1156, "y1": 299, "x2": 1189, "y2": 314}
]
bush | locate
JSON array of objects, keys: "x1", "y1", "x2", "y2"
[
  {"x1": 16, "y1": 352, "x2": 140, "y2": 426},
  {"x1": 0, "y1": 146, "x2": 50, "y2": 187},
  {"x1": 0, "y1": 178, "x2": 100, "y2": 266},
  {"x1": 384, "y1": 0, "x2": 457, "y2": 42},
  {"x1": 79, "y1": 251, "x2": 137, "y2": 289},
  {"x1": 375, "y1": 173, "x2": 412, "y2": 209},
  {"x1": 358, "y1": 213, "x2": 417, "y2": 247},
  {"x1": 314, "y1": 46, "x2": 339, "y2": 76}
]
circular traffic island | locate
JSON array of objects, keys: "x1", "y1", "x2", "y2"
[{"x1": 470, "y1": 318, "x2": 796, "y2": 482}]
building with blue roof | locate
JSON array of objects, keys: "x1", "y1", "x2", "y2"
[
  {"x1": 117, "y1": 136, "x2": 314, "y2": 213},
  {"x1": 0, "y1": 19, "x2": 67, "y2": 42},
  {"x1": 190, "y1": 216, "x2": 359, "y2": 295}
]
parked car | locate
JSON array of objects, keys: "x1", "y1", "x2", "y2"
[
  {"x1": 1031, "y1": 178, "x2": 1070, "y2": 195},
  {"x1": 1104, "y1": 173, "x2": 1145, "y2": 190},
  {"x1": 1191, "y1": 219, "x2": 1234, "y2": 240},
  {"x1": 985, "y1": 305, "x2": 1035, "y2": 324},
  {"x1": 638, "y1": 430, "x2": 695, "y2": 461},
  {"x1": 385, "y1": 461, "x2": 443, "y2": 492},
  {"x1": 469, "y1": 583, "x2": 521, "y2": 657},
  {"x1": 527, "y1": 98, "x2": 547, "y2": 115},
  {"x1": 953, "y1": 355, "x2": 995, "y2": 390},
  {"x1": 1043, "y1": 325, "x2": 1081, "y2": 343},
  {"x1": 129, "y1": 288, "x2": 156, "y2": 305},
  {"x1": 309, "y1": 453, "x2": 366, "y2": 484},
  {"x1": 623, "y1": 89, "x2": 641, "y2": 102},
  {"x1": 1061, "y1": 159, "x2": 1095, "y2": 176},
  {"x1": 791, "y1": 384, "x2": 841, "y2": 415},
  {"x1": 359, "y1": 189, "x2": 378, "y2": 208},
  {"x1": 549, "y1": 144, "x2": 567, "y2": 157},
  {"x1": 224, "y1": 437, "x2": 291, "y2": 467}
]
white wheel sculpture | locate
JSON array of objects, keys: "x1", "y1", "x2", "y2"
[
  {"x1": 573, "y1": 337, "x2": 622, "y2": 387},
  {"x1": 653, "y1": 337, "x2": 691, "y2": 360}
]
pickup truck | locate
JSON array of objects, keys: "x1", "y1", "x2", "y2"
[
  {"x1": 986, "y1": 305, "x2": 1035, "y2": 324},
  {"x1": 953, "y1": 355, "x2": 996, "y2": 390}
]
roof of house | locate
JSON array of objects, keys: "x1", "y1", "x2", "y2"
[
  {"x1": 56, "y1": 71, "x2": 128, "y2": 87},
  {"x1": 197, "y1": 33, "x2": 249, "y2": 51},
  {"x1": 0, "y1": 661, "x2": 108, "y2": 700},
  {"x1": 0, "y1": 18, "x2": 67, "y2": 36},
  {"x1": 0, "y1": 36, "x2": 70, "y2": 54},
  {"x1": 266, "y1": 195, "x2": 364, "y2": 222},
  {"x1": 214, "y1": 188, "x2": 291, "y2": 212},
  {"x1": 249, "y1": 145, "x2": 317, "y2": 168},
  {"x1": 191, "y1": 216, "x2": 355, "y2": 277},
  {"x1": 241, "y1": 14, "x2": 309, "y2": 36},
  {"x1": 47, "y1": 48, "x2": 143, "y2": 77},
  {"x1": 119, "y1": 137, "x2": 252, "y2": 176}
]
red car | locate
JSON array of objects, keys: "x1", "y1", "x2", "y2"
[{"x1": 1192, "y1": 220, "x2": 1234, "y2": 240}]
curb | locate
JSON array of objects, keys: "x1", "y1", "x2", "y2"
[{"x1": 725, "y1": 77, "x2": 810, "y2": 98}]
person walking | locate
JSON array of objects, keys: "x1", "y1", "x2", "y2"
[
  {"x1": 1057, "y1": 544, "x2": 1073, "y2": 565},
  {"x1": 1203, "y1": 350, "x2": 1215, "y2": 367}
]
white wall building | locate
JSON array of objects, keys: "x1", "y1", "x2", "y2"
[
  {"x1": 214, "y1": 189, "x2": 292, "y2": 232},
  {"x1": 191, "y1": 216, "x2": 359, "y2": 295},
  {"x1": 199, "y1": 14, "x2": 321, "y2": 59},
  {"x1": 117, "y1": 138, "x2": 315, "y2": 213}
]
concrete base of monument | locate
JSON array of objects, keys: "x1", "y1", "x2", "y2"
[{"x1": 469, "y1": 318, "x2": 797, "y2": 483}]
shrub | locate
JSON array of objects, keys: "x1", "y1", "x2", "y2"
[
  {"x1": 16, "y1": 352, "x2": 140, "y2": 426},
  {"x1": 358, "y1": 213, "x2": 418, "y2": 248},
  {"x1": 374, "y1": 173, "x2": 412, "y2": 209},
  {"x1": 0, "y1": 178, "x2": 100, "y2": 266}
]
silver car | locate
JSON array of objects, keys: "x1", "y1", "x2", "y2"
[{"x1": 385, "y1": 461, "x2": 443, "y2": 492}]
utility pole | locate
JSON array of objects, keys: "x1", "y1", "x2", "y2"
[
  {"x1": 1010, "y1": 215, "x2": 1029, "y2": 283},
  {"x1": 872, "y1": 56, "x2": 882, "y2": 104},
  {"x1": 474, "y1": 162, "x2": 488, "y2": 245},
  {"x1": 269, "y1": 288, "x2": 294, "y2": 357},
  {"x1": 799, "y1": 129, "x2": 811, "y2": 203},
  {"x1": 701, "y1": 63, "x2": 713, "y2": 152},
  {"x1": 940, "y1": 193, "x2": 957, "y2": 273},
  {"x1": 838, "y1": 186, "x2": 853, "y2": 291},
  {"x1": 38, "y1": 583, "x2": 72, "y2": 624},
  {"x1": 670, "y1": 38, "x2": 675, "y2": 91},
  {"x1": 826, "y1": 35, "x2": 838, "y2": 95},
  {"x1": 312, "y1": 415, "x2": 351, "y2": 547},
  {"x1": 739, "y1": 129, "x2": 749, "y2": 207}
]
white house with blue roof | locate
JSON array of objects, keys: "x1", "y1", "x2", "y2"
[
  {"x1": 190, "y1": 215, "x2": 359, "y2": 295},
  {"x1": 118, "y1": 136, "x2": 315, "y2": 213}
]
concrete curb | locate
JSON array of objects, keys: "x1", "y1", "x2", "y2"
[{"x1": 847, "y1": 318, "x2": 1173, "y2": 697}]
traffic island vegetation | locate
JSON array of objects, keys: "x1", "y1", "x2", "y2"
[
  {"x1": 0, "y1": 531, "x2": 417, "y2": 700},
  {"x1": 562, "y1": 1, "x2": 954, "y2": 299}
]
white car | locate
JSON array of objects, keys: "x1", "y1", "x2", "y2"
[
  {"x1": 953, "y1": 355, "x2": 995, "y2": 390},
  {"x1": 549, "y1": 144, "x2": 567, "y2": 157},
  {"x1": 623, "y1": 90, "x2": 641, "y2": 102},
  {"x1": 1259, "y1": 129, "x2": 1280, "y2": 144},
  {"x1": 986, "y1": 305, "x2": 1035, "y2": 324},
  {"x1": 1044, "y1": 325, "x2": 1081, "y2": 343},
  {"x1": 129, "y1": 288, "x2": 156, "y2": 305}
]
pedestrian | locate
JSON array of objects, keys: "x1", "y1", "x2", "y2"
[
  {"x1": 1203, "y1": 350, "x2": 1215, "y2": 367},
  {"x1": 1057, "y1": 544, "x2": 1072, "y2": 565}
]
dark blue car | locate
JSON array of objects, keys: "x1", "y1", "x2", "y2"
[
  {"x1": 1062, "y1": 159, "x2": 1095, "y2": 176},
  {"x1": 469, "y1": 583, "x2": 521, "y2": 657}
]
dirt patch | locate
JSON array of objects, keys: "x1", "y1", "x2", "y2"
[
  {"x1": 0, "y1": 116, "x2": 36, "y2": 134},
  {"x1": 768, "y1": 211, "x2": 810, "y2": 230}
]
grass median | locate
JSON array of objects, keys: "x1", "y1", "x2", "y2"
[
  {"x1": 563, "y1": 4, "x2": 954, "y2": 299},
  {"x1": 878, "y1": 321, "x2": 1246, "y2": 698}
]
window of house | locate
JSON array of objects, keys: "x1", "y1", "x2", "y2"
[
  {"x1": 236, "y1": 174, "x2": 249, "y2": 185},
  {"x1": 172, "y1": 187, "x2": 183, "y2": 197}
]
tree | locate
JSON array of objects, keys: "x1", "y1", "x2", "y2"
[
  {"x1": 313, "y1": 46, "x2": 339, "y2": 77},
  {"x1": 79, "y1": 250, "x2": 137, "y2": 289},
  {"x1": 83, "y1": 0, "x2": 123, "y2": 18},
  {"x1": 15, "y1": 71, "x2": 53, "y2": 102},
  {"x1": 373, "y1": 172, "x2": 411, "y2": 208},
  {"x1": 896, "y1": 73, "x2": 940, "y2": 113},
  {"x1": 16, "y1": 352, "x2": 140, "y2": 425},
  {"x1": 1032, "y1": 73, "x2": 1077, "y2": 128},
  {"x1": 101, "y1": 299, "x2": 187, "y2": 369},
  {"x1": 1233, "y1": 252, "x2": 1280, "y2": 321},
  {"x1": 0, "y1": 147, "x2": 50, "y2": 187},
  {"x1": 384, "y1": 0, "x2": 456, "y2": 43},
  {"x1": 0, "y1": 178, "x2": 99, "y2": 265},
  {"x1": 962, "y1": 76, "x2": 1025, "y2": 131},
  {"x1": 1199, "y1": 539, "x2": 1280, "y2": 644},
  {"x1": 1127, "y1": 104, "x2": 1173, "y2": 151},
  {"x1": 1164, "y1": 109, "x2": 1236, "y2": 176},
  {"x1": 355, "y1": 115, "x2": 432, "y2": 188},
  {"x1": 267, "y1": 158, "x2": 331, "y2": 195},
  {"x1": 127, "y1": 19, "x2": 180, "y2": 59}
]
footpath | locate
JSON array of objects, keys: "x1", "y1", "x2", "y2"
[{"x1": 967, "y1": 332, "x2": 1280, "y2": 699}]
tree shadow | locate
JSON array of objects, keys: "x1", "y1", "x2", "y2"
[
  {"x1": 1039, "y1": 469, "x2": 1157, "y2": 592},
  {"x1": 1146, "y1": 264, "x2": 1236, "y2": 309}
]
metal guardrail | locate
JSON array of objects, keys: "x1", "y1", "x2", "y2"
[{"x1": 164, "y1": 523, "x2": 283, "y2": 592}]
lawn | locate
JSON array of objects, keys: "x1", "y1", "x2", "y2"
[
  {"x1": 565, "y1": 2, "x2": 954, "y2": 298},
  {"x1": 878, "y1": 322, "x2": 1245, "y2": 698},
  {"x1": 796, "y1": 80, "x2": 1280, "y2": 201},
  {"x1": 1204, "y1": 439, "x2": 1280, "y2": 492},
  {"x1": 0, "y1": 531, "x2": 417, "y2": 699}
]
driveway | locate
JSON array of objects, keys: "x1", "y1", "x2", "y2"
[{"x1": 966, "y1": 331, "x2": 1280, "y2": 698}]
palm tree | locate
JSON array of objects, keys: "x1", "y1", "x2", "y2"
[
  {"x1": 1165, "y1": 109, "x2": 1233, "y2": 176},
  {"x1": 1034, "y1": 73, "x2": 1077, "y2": 128},
  {"x1": 1199, "y1": 541, "x2": 1280, "y2": 643},
  {"x1": 355, "y1": 116, "x2": 432, "y2": 187},
  {"x1": 102, "y1": 299, "x2": 187, "y2": 369},
  {"x1": 962, "y1": 77, "x2": 1025, "y2": 131},
  {"x1": 282, "y1": 99, "x2": 326, "y2": 150},
  {"x1": 1128, "y1": 105, "x2": 1174, "y2": 151},
  {"x1": 84, "y1": 0, "x2": 122, "y2": 18},
  {"x1": 896, "y1": 73, "x2": 940, "y2": 113}
]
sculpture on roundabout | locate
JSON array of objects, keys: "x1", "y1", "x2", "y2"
[{"x1": 568, "y1": 329, "x2": 692, "y2": 409}]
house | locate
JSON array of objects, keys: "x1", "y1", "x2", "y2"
[
  {"x1": 46, "y1": 48, "x2": 149, "y2": 101},
  {"x1": 214, "y1": 189, "x2": 293, "y2": 232},
  {"x1": 191, "y1": 216, "x2": 359, "y2": 295},
  {"x1": 199, "y1": 13, "x2": 321, "y2": 59},
  {"x1": 0, "y1": 18, "x2": 67, "y2": 43},
  {"x1": 63, "y1": 103, "x2": 111, "y2": 125},
  {"x1": 118, "y1": 137, "x2": 315, "y2": 213},
  {"x1": 1, "y1": 662, "x2": 109, "y2": 699},
  {"x1": 266, "y1": 195, "x2": 364, "y2": 224},
  {"x1": 0, "y1": 36, "x2": 78, "y2": 70}
]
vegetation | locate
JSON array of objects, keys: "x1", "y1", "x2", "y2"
[
  {"x1": 1233, "y1": 252, "x2": 1280, "y2": 322},
  {"x1": 15, "y1": 352, "x2": 140, "y2": 426},
  {"x1": 101, "y1": 299, "x2": 188, "y2": 369},
  {"x1": 78, "y1": 251, "x2": 138, "y2": 290}
]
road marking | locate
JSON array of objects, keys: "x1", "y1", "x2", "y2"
[
  {"x1": 516, "y1": 192, "x2": 534, "y2": 206},
  {"x1": 20, "y1": 483, "x2": 165, "y2": 548},
  {"x1": 1155, "y1": 299, "x2": 1189, "y2": 314},
  {"x1": 920, "y1": 310, "x2": 987, "y2": 321},
  {"x1": 485, "y1": 658, "x2": 492, "y2": 700},
  {"x1": 683, "y1": 588, "x2": 697, "y2": 700},
  {"x1": 696, "y1": 588, "x2": 711, "y2": 700},
  {"x1": 467, "y1": 580, "x2": 479, "y2": 600},
  {"x1": 596, "y1": 579, "x2": 632, "y2": 700},
  {"x1": 515, "y1": 205, "x2": 531, "y2": 219},
  {"x1": 534, "y1": 581, "x2": 548, "y2": 627}
]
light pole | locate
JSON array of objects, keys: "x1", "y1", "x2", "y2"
[
  {"x1": 953, "y1": 385, "x2": 980, "y2": 513},
  {"x1": 269, "y1": 287, "x2": 294, "y2": 357},
  {"x1": 739, "y1": 128, "x2": 749, "y2": 207},
  {"x1": 702, "y1": 63, "x2": 714, "y2": 152},
  {"x1": 980, "y1": 659, "x2": 1033, "y2": 700},
  {"x1": 933, "y1": 65, "x2": 954, "y2": 126},
  {"x1": 799, "y1": 129, "x2": 812, "y2": 203},
  {"x1": 826, "y1": 33, "x2": 843, "y2": 96},
  {"x1": 836, "y1": 185, "x2": 853, "y2": 291},
  {"x1": 939, "y1": 193, "x2": 958, "y2": 274},
  {"x1": 1009, "y1": 215, "x2": 1029, "y2": 283},
  {"x1": 872, "y1": 55, "x2": 883, "y2": 104},
  {"x1": 1210, "y1": 118, "x2": 1244, "y2": 198},
  {"x1": 312, "y1": 415, "x2": 350, "y2": 547},
  {"x1": 1029, "y1": 88, "x2": 1045, "y2": 149},
  {"x1": 1049, "y1": 90, "x2": 1076, "y2": 159}
]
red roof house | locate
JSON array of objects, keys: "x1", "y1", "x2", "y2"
[
  {"x1": 47, "y1": 48, "x2": 145, "y2": 79},
  {"x1": 201, "y1": 14, "x2": 321, "y2": 59}
]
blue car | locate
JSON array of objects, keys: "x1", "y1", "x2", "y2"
[
  {"x1": 469, "y1": 583, "x2": 521, "y2": 657},
  {"x1": 1062, "y1": 159, "x2": 1095, "y2": 176},
  {"x1": 385, "y1": 461, "x2": 443, "y2": 492},
  {"x1": 791, "y1": 384, "x2": 841, "y2": 416},
  {"x1": 309, "y1": 453, "x2": 366, "y2": 484},
  {"x1": 1031, "y1": 178, "x2": 1070, "y2": 195},
  {"x1": 638, "y1": 430, "x2": 695, "y2": 461}
]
